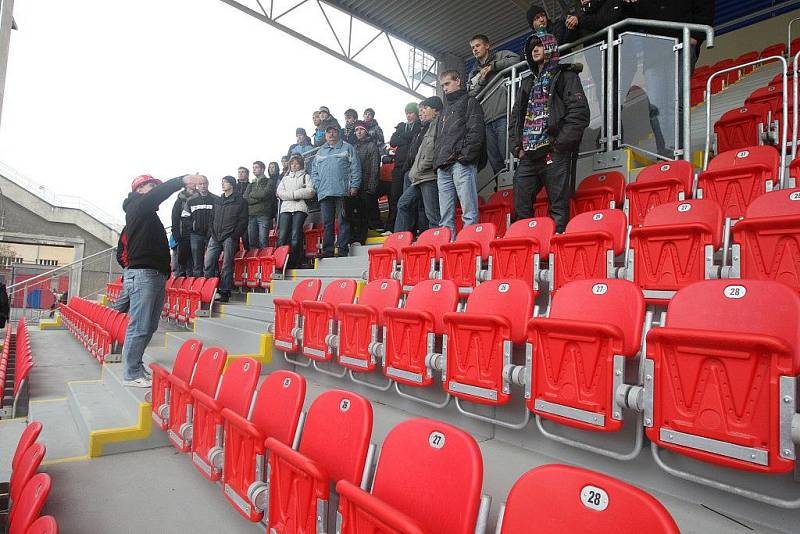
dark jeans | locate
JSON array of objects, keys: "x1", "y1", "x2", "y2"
[
  {"x1": 189, "y1": 233, "x2": 208, "y2": 277},
  {"x1": 203, "y1": 236, "x2": 237, "y2": 293},
  {"x1": 513, "y1": 150, "x2": 577, "y2": 233},
  {"x1": 171, "y1": 236, "x2": 191, "y2": 277},
  {"x1": 346, "y1": 193, "x2": 370, "y2": 245},
  {"x1": 485, "y1": 117, "x2": 508, "y2": 175},
  {"x1": 320, "y1": 197, "x2": 350, "y2": 255},
  {"x1": 387, "y1": 167, "x2": 405, "y2": 231},
  {"x1": 376, "y1": 181, "x2": 391, "y2": 229},
  {"x1": 278, "y1": 211, "x2": 308, "y2": 268},
  {"x1": 396, "y1": 180, "x2": 440, "y2": 232}
]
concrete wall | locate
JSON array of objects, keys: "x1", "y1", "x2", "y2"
[{"x1": 698, "y1": 8, "x2": 800, "y2": 66}]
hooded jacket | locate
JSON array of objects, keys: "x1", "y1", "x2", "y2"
[
  {"x1": 276, "y1": 170, "x2": 316, "y2": 214},
  {"x1": 355, "y1": 137, "x2": 381, "y2": 194},
  {"x1": 510, "y1": 33, "x2": 590, "y2": 157},
  {"x1": 409, "y1": 116, "x2": 439, "y2": 185},
  {"x1": 288, "y1": 138, "x2": 314, "y2": 156},
  {"x1": 310, "y1": 139, "x2": 362, "y2": 201},
  {"x1": 389, "y1": 120, "x2": 422, "y2": 175},
  {"x1": 186, "y1": 191, "x2": 217, "y2": 236},
  {"x1": 467, "y1": 49, "x2": 522, "y2": 122},
  {"x1": 363, "y1": 119, "x2": 385, "y2": 149},
  {"x1": 434, "y1": 88, "x2": 487, "y2": 170},
  {"x1": 244, "y1": 173, "x2": 278, "y2": 218},
  {"x1": 123, "y1": 176, "x2": 186, "y2": 276},
  {"x1": 170, "y1": 189, "x2": 197, "y2": 240},
  {"x1": 211, "y1": 191, "x2": 248, "y2": 243}
]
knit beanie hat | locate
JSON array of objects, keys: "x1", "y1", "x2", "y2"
[
  {"x1": 222, "y1": 175, "x2": 237, "y2": 188},
  {"x1": 526, "y1": 5, "x2": 547, "y2": 28},
  {"x1": 419, "y1": 96, "x2": 443, "y2": 112},
  {"x1": 405, "y1": 102, "x2": 419, "y2": 114}
]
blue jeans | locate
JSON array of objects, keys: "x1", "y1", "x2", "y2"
[
  {"x1": 203, "y1": 236, "x2": 237, "y2": 292},
  {"x1": 437, "y1": 162, "x2": 478, "y2": 236},
  {"x1": 111, "y1": 269, "x2": 130, "y2": 313},
  {"x1": 485, "y1": 117, "x2": 508, "y2": 175},
  {"x1": 247, "y1": 215, "x2": 271, "y2": 249},
  {"x1": 320, "y1": 197, "x2": 350, "y2": 255},
  {"x1": 121, "y1": 268, "x2": 167, "y2": 380},
  {"x1": 278, "y1": 211, "x2": 307, "y2": 267},
  {"x1": 189, "y1": 233, "x2": 208, "y2": 277},
  {"x1": 396, "y1": 181, "x2": 440, "y2": 232}
]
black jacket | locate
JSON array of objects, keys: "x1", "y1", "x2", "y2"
[
  {"x1": 0, "y1": 283, "x2": 9, "y2": 329},
  {"x1": 187, "y1": 192, "x2": 217, "y2": 236},
  {"x1": 170, "y1": 189, "x2": 196, "y2": 240},
  {"x1": 434, "y1": 88, "x2": 487, "y2": 170},
  {"x1": 621, "y1": 0, "x2": 714, "y2": 44},
  {"x1": 211, "y1": 192, "x2": 248, "y2": 243},
  {"x1": 510, "y1": 37, "x2": 590, "y2": 156},
  {"x1": 389, "y1": 120, "x2": 421, "y2": 175},
  {"x1": 405, "y1": 121, "x2": 429, "y2": 170},
  {"x1": 123, "y1": 176, "x2": 185, "y2": 276},
  {"x1": 576, "y1": 0, "x2": 622, "y2": 38}
]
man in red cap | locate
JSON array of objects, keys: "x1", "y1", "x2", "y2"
[{"x1": 121, "y1": 173, "x2": 203, "y2": 387}]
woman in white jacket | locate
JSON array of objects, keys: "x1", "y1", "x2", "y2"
[{"x1": 276, "y1": 154, "x2": 316, "y2": 267}]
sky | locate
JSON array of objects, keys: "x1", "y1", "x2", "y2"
[{"x1": 0, "y1": 0, "x2": 433, "y2": 226}]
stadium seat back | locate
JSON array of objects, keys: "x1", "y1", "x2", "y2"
[
  {"x1": 216, "y1": 357, "x2": 261, "y2": 417},
  {"x1": 368, "y1": 419, "x2": 483, "y2": 534},
  {"x1": 499, "y1": 465, "x2": 679, "y2": 534},
  {"x1": 572, "y1": 171, "x2": 625, "y2": 216},
  {"x1": 320, "y1": 279, "x2": 358, "y2": 307},
  {"x1": 452, "y1": 223, "x2": 497, "y2": 259},
  {"x1": 714, "y1": 104, "x2": 769, "y2": 154},
  {"x1": 701, "y1": 146, "x2": 779, "y2": 218},
  {"x1": 746, "y1": 186, "x2": 800, "y2": 217},
  {"x1": 8, "y1": 473, "x2": 51, "y2": 534},
  {"x1": 250, "y1": 370, "x2": 306, "y2": 445},
  {"x1": 642, "y1": 199, "x2": 724, "y2": 248},
  {"x1": 403, "y1": 279, "x2": 459, "y2": 334},
  {"x1": 489, "y1": 218, "x2": 554, "y2": 286},
  {"x1": 464, "y1": 280, "x2": 532, "y2": 343},
  {"x1": 190, "y1": 347, "x2": 227, "y2": 396},
  {"x1": 627, "y1": 160, "x2": 695, "y2": 226},
  {"x1": 291, "y1": 278, "x2": 322, "y2": 303},
  {"x1": 487, "y1": 189, "x2": 514, "y2": 206},
  {"x1": 352, "y1": 278, "x2": 401, "y2": 325},
  {"x1": 414, "y1": 226, "x2": 451, "y2": 250},
  {"x1": 23, "y1": 516, "x2": 58, "y2": 534},
  {"x1": 504, "y1": 217, "x2": 555, "y2": 254},
  {"x1": 10, "y1": 443, "x2": 45, "y2": 506},
  {"x1": 200, "y1": 277, "x2": 219, "y2": 302},
  {"x1": 646, "y1": 280, "x2": 800, "y2": 472},
  {"x1": 11, "y1": 422, "x2": 43, "y2": 473}
]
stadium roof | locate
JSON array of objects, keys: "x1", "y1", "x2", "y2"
[{"x1": 327, "y1": 0, "x2": 532, "y2": 56}]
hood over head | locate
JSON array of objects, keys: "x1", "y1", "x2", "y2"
[{"x1": 525, "y1": 32, "x2": 560, "y2": 73}]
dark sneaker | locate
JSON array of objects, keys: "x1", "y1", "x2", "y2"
[{"x1": 215, "y1": 293, "x2": 230, "y2": 303}]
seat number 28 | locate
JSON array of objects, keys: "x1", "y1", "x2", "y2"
[{"x1": 580, "y1": 485, "x2": 609, "y2": 511}]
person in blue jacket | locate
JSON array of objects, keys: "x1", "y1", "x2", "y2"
[{"x1": 310, "y1": 124, "x2": 361, "y2": 257}]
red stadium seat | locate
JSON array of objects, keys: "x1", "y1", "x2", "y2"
[
  {"x1": 337, "y1": 279, "x2": 402, "y2": 373},
  {"x1": 336, "y1": 418, "x2": 484, "y2": 534},
  {"x1": 168, "y1": 277, "x2": 194, "y2": 321},
  {"x1": 8, "y1": 444, "x2": 45, "y2": 510},
  {"x1": 233, "y1": 249, "x2": 255, "y2": 288},
  {"x1": 760, "y1": 42, "x2": 787, "y2": 58},
  {"x1": 265, "y1": 390, "x2": 373, "y2": 533},
  {"x1": 571, "y1": 171, "x2": 626, "y2": 217},
  {"x1": 246, "y1": 248, "x2": 273, "y2": 289},
  {"x1": 736, "y1": 51, "x2": 759, "y2": 76},
  {"x1": 440, "y1": 223, "x2": 498, "y2": 295},
  {"x1": 271, "y1": 279, "x2": 322, "y2": 353},
  {"x1": 549, "y1": 209, "x2": 627, "y2": 292},
  {"x1": 478, "y1": 189, "x2": 514, "y2": 235},
  {"x1": 161, "y1": 277, "x2": 179, "y2": 317},
  {"x1": 713, "y1": 103, "x2": 769, "y2": 154},
  {"x1": 304, "y1": 224, "x2": 323, "y2": 259},
  {"x1": 11, "y1": 422, "x2": 43, "y2": 474},
  {"x1": 625, "y1": 160, "x2": 694, "y2": 227},
  {"x1": 628, "y1": 199, "x2": 724, "y2": 302},
  {"x1": 443, "y1": 280, "x2": 534, "y2": 409},
  {"x1": 367, "y1": 232, "x2": 413, "y2": 282},
  {"x1": 149, "y1": 339, "x2": 203, "y2": 431},
  {"x1": 645, "y1": 280, "x2": 800, "y2": 473},
  {"x1": 190, "y1": 357, "x2": 261, "y2": 481},
  {"x1": 23, "y1": 516, "x2": 58, "y2": 534},
  {"x1": 383, "y1": 280, "x2": 459, "y2": 387},
  {"x1": 300, "y1": 279, "x2": 358, "y2": 362},
  {"x1": 178, "y1": 277, "x2": 219, "y2": 325},
  {"x1": 7, "y1": 473, "x2": 51, "y2": 534},
  {"x1": 220, "y1": 371, "x2": 306, "y2": 522},
  {"x1": 527, "y1": 280, "x2": 645, "y2": 432},
  {"x1": 498, "y1": 465, "x2": 679, "y2": 534},
  {"x1": 697, "y1": 146, "x2": 780, "y2": 219},
  {"x1": 399, "y1": 227, "x2": 452, "y2": 291},
  {"x1": 166, "y1": 346, "x2": 227, "y2": 453},
  {"x1": 731, "y1": 188, "x2": 800, "y2": 292},
  {"x1": 259, "y1": 246, "x2": 291, "y2": 289},
  {"x1": 488, "y1": 217, "x2": 554, "y2": 290}
]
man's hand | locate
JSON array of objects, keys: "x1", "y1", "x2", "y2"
[
  {"x1": 690, "y1": 37, "x2": 698, "y2": 46},
  {"x1": 566, "y1": 15, "x2": 579, "y2": 30},
  {"x1": 183, "y1": 174, "x2": 203, "y2": 189},
  {"x1": 348, "y1": 187, "x2": 358, "y2": 197},
  {"x1": 517, "y1": 149, "x2": 526, "y2": 159},
  {"x1": 479, "y1": 65, "x2": 492, "y2": 80}
]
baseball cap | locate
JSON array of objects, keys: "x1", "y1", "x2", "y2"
[
  {"x1": 325, "y1": 124, "x2": 340, "y2": 132},
  {"x1": 319, "y1": 106, "x2": 330, "y2": 114},
  {"x1": 131, "y1": 174, "x2": 162, "y2": 192}
]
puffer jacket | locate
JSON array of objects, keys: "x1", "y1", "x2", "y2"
[
  {"x1": 310, "y1": 140, "x2": 362, "y2": 201},
  {"x1": 509, "y1": 34, "x2": 590, "y2": 155},
  {"x1": 355, "y1": 138, "x2": 380, "y2": 194},
  {"x1": 434, "y1": 88, "x2": 487, "y2": 170},
  {"x1": 389, "y1": 120, "x2": 422, "y2": 175},
  {"x1": 276, "y1": 170, "x2": 316, "y2": 213},
  {"x1": 211, "y1": 192, "x2": 248, "y2": 243},
  {"x1": 467, "y1": 49, "x2": 522, "y2": 122},
  {"x1": 409, "y1": 116, "x2": 438, "y2": 185},
  {"x1": 244, "y1": 174, "x2": 278, "y2": 218}
]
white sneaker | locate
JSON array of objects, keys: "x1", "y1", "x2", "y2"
[
  {"x1": 141, "y1": 366, "x2": 152, "y2": 378},
  {"x1": 123, "y1": 376, "x2": 152, "y2": 388}
]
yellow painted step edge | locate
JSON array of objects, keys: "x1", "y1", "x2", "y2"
[{"x1": 88, "y1": 400, "x2": 152, "y2": 458}]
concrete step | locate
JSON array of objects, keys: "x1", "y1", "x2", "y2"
[
  {"x1": 192, "y1": 316, "x2": 267, "y2": 355},
  {"x1": 219, "y1": 303, "x2": 274, "y2": 322},
  {"x1": 350, "y1": 243, "x2": 381, "y2": 257},
  {"x1": 243, "y1": 292, "x2": 283, "y2": 310},
  {"x1": 0, "y1": 418, "x2": 28, "y2": 478},
  {"x1": 28, "y1": 397, "x2": 88, "y2": 461}
]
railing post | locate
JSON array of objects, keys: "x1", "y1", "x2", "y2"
[
  {"x1": 793, "y1": 51, "x2": 799, "y2": 162},
  {"x1": 682, "y1": 27, "x2": 692, "y2": 162},
  {"x1": 606, "y1": 26, "x2": 615, "y2": 153},
  {"x1": 509, "y1": 65, "x2": 517, "y2": 171}
]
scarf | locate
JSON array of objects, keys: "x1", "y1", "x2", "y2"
[{"x1": 522, "y1": 33, "x2": 561, "y2": 153}]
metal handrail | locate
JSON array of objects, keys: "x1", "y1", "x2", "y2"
[
  {"x1": 5, "y1": 245, "x2": 117, "y2": 292},
  {"x1": 703, "y1": 56, "x2": 788, "y2": 188},
  {"x1": 793, "y1": 50, "x2": 800, "y2": 161}
]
